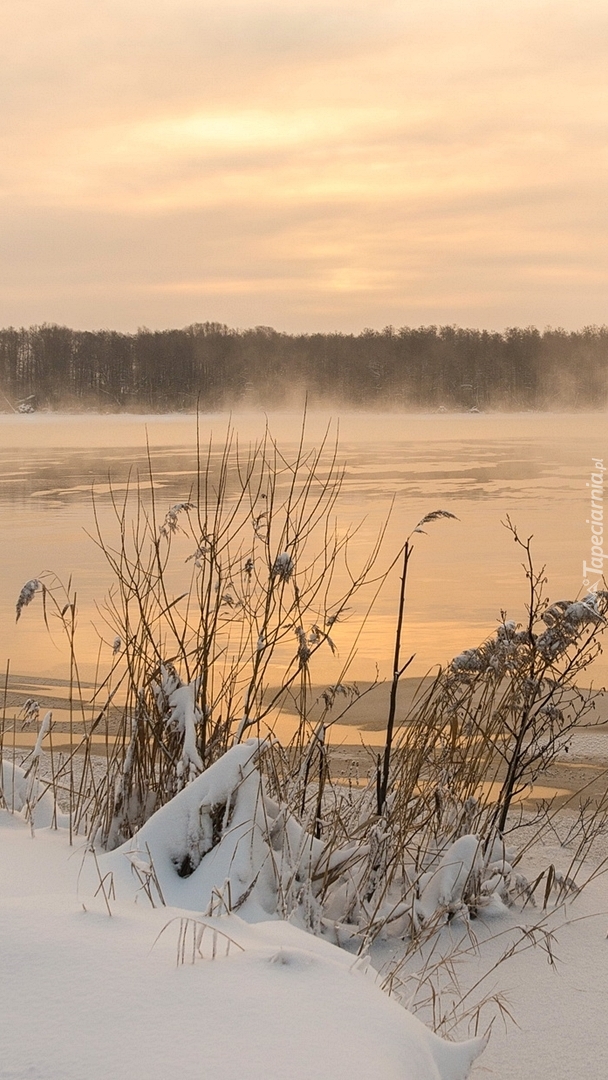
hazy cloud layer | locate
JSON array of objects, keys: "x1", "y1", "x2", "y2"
[{"x1": 2, "y1": 0, "x2": 608, "y2": 330}]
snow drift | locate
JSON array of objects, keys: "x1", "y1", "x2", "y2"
[
  {"x1": 97, "y1": 740, "x2": 323, "y2": 920},
  {"x1": 1, "y1": 801, "x2": 486, "y2": 1080}
]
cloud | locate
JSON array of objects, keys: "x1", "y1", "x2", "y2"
[{"x1": 1, "y1": 0, "x2": 608, "y2": 329}]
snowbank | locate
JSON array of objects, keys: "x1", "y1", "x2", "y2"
[
  {"x1": 96, "y1": 744, "x2": 514, "y2": 934},
  {"x1": 0, "y1": 808, "x2": 485, "y2": 1080},
  {"x1": 4, "y1": 740, "x2": 608, "y2": 1079},
  {"x1": 96, "y1": 740, "x2": 323, "y2": 920}
]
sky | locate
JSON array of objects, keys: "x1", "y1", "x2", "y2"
[{"x1": 1, "y1": 0, "x2": 608, "y2": 333}]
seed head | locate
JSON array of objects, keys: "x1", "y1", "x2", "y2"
[
  {"x1": 16, "y1": 578, "x2": 40, "y2": 622},
  {"x1": 413, "y1": 510, "x2": 458, "y2": 535},
  {"x1": 272, "y1": 552, "x2": 294, "y2": 582}
]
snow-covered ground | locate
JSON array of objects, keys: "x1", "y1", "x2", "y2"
[
  {"x1": 467, "y1": 871, "x2": 608, "y2": 1079},
  {"x1": 0, "y1": 809, "x2": 484, "y2": 1080},
  {"x1": 2, "y1": 745, "x2": 607, "y2": 1080},
  {"x1": 374, "y1": 841, "x2": 608, "y2": 1080},
  {"x1": 557, "y1": 728, "x2": 608, "y2": 762}
]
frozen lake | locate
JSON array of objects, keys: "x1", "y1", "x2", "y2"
[{"x1": 0, "y1": 410, "x2": 605, "y2": 690}]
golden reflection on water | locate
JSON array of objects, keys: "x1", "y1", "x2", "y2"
[{"x1": 0, "y1": 411, "x2": 605, "y2": 705}]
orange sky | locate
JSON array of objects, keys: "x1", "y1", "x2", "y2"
[{"x1": 2, "y1": 0, "x2": 608, "y2": 331}]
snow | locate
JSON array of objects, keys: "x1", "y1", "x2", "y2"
[
  {"x1": 467, "y1": 868, "x2": 608, "y2": 1078},
  {"x1": 556, "y1": 730, "x2": 608, "y2": 762},
  {"x1": 1, "y1": 759, "x2": 55, "y2": 828},
  {"x1": 96, "y1": 741, "x2": 324, "y2": 921},
  {"x1": 3, "y1": 743, "x2": 608, "y2": 1079},
  {"x1": 152, "y1": 667, "x2": 204, "y2": 783},
  {"x1": 376, "y1": 825, "x2": 608, "y2": 1080},
  {"x1": 0, "y1": 809, "x2": 484, "y2": 1080},
  {"x1": 417, "y1": 835, "x2": 481, "y2": 923}
]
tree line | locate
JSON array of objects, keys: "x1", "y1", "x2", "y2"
[{"x1": 0, "y1": 321, "x2": 606, "y2": 410}]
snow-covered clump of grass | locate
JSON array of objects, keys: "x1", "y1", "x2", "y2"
[
  {"x1": 97, "y1": 740, "x2": 323, "y2": 921},
  {"x1": 1, "y1": 759, "x2": 54, "y2": 827},
  {"x1": 90, "y1": 744, "x2": 540, "y2": 949}
]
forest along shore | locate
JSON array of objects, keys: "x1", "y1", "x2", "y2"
[{"x1": 3, "y1": 322, "x2": 608, "y2": 411}]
